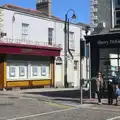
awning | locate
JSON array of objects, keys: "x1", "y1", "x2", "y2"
[
  {"x1": 85, "y1": 32, "x2": 120, "y2": 47},
  {"x1": 0, "y1": 42, "x2": 62, "y2": 56}
]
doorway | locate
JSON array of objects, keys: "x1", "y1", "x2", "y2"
[{"x1": 55, "y1": 57, "x2": 63, "y2": 87}]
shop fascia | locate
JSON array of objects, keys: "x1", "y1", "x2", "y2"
[{"x1": 97, "y1": 39, "x2": 120, "y2": 45}]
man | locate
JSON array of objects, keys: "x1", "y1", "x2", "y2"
[
  {"x1": 96, "y1": 72, "x2": 103, "y2": 105},
  {"x1": 108, "y1": 79, "x2": 113, "y2": 105}
]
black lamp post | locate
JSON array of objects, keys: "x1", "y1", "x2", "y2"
[{"x1": 64, "y1": 9, "x2": 76, "y2": 88}]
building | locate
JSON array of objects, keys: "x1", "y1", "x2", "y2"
[
  {"x1": 86, "y1": 0, "x2": 120, "y2": 97},
  {"x1": 90, "y1": 0, "x2": 112, "y2": 32},
  {"x1": 0, "y1": 0, "x2": 90, "y2": 89}
]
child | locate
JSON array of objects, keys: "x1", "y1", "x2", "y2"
[{"x1": 116, "y1": 84, "x2": 120, "y2": 106}]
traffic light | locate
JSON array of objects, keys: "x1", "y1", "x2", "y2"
[{"x1": 0, "y1": 32, "x2": 7, "y2": 37}]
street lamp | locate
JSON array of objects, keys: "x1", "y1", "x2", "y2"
[{"x1": 64, "y1": 9, "x2": 76, "y2": 88}]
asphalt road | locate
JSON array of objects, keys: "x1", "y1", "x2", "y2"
[{"x1": 0, "y1": 96, "x2": 120, "y2": 120}]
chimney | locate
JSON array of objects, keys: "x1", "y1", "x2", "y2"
[{"x1": 36, "y1": 0, "x2": 52, "y2": 17}]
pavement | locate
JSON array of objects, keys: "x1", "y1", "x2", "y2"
[{"x1": 0, "y1": 88, "x2": 120, "y2": 120}]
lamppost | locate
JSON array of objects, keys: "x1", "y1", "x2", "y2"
[
  {"x1": 85, "y1": 26, "x2": 91, "y2": 99},
  {"x1": 80, "y1": 25, "x2": 90, "y2": 104},
  {"x1": 64, "y1": 9, "x2": 76, "y2": 88}
]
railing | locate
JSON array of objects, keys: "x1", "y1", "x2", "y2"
[{"x1": 0, "y1": 38, "x2": 62, "y2": 48}]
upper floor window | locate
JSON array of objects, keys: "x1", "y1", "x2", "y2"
[
  {"x1": 48, "y1": 28, "x2": 53, "y2": 45},
  {"x1": 69, "y1": 32, "x2": 74, "y2": 50},
  {"x1": 21, "y1": 23, "x2": 29, "y2": 40}
]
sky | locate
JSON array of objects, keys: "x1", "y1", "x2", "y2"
[{"x1": 0, "y1": 0, "x2": 90, "y2": 24}]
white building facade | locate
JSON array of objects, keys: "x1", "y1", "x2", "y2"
[{"x1": 0, "y1": 4, "x2": 89, "y2": 89}]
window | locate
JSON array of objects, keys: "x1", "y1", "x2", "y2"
[
  {"x1": 48, "y1": 28, "x2": 53, "y2": 45},
  {"x1": 21, "y1": 23, "x2": 29, "y2": 40},
  {"x1": 94, "y1": 20, "x2": 97, "y2": 24},
  {"x1": 7, "y1": 62, "x2": 28, "y2": 80},
  {"x1": 100, "y1": 48, "x2": 118, "y2": 58},
  {"x1": 74, "y1": 61, "x2": 78, "y2": 70},
  {"x1": 118, "y1": 0, "x2": 120, "y2": 5},
  {"x1": 69, "y1": 32, "x2": 74, "y2": 50},
  {"x1": 7, "y1": 61, "x2": 51, "y2": 80},
  {"x1": 32, "y1": 66, "x2": 38, "y2": 76}
]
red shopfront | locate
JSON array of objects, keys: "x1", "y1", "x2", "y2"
[{"x1": 0, "y1": 42, "x2": 61, "y2": 89}]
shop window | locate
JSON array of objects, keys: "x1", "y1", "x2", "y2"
[
  {"x1": 99, "y1": 59, "x2": 118, "y2": 79},
  {"x1": 40, "y1": 64, "x2": 51, "y2": 79},
  {"x1": 7, "y1": 62, "x2": 28, "y2": 81},
  {"x1": 32, "y1": 65, "x2": 39, "y2": 76},
  {"x1": 100, "y1": 48, "x2": 118, "y2": 59},
  {"x1": 9, "y1": 66, "x2": 16, "y2": 77},
  {"x1": 7, "y1": 61, "x2": 51, "y2": 81},
  {"x1": 31, "y1": 62, "x2": 51, "y2": 79},
  {"x1": 19, "y1": 64, "x2": 28, "y2": 79}
]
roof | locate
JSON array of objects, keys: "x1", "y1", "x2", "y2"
[
  {"x1": 2, "y1": 4, "x2": 88, "y2": 27},
  {"x1": 77, "y1": 22, "x2": 90, "y2": 27},
  {"x1": 2, "y1": 4, "x2": 63, "y2": 22}
]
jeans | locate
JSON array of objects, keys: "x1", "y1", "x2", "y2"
[
  {"x1": 96, "y1": 91, "x2": 101, "y2": 103},
  {"x1": 108, "y1": 94, "x2": 113, "y2": 105}
]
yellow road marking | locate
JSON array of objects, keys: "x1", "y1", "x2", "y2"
[{"x1": 47, "y1": 102, "x2": 72, "y2": 109}]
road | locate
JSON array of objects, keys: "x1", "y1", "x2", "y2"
[{"x1": 0, "y1": 95, "x2": 120, "y2": 120}]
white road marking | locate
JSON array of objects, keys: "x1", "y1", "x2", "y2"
[
  {"x1": 6, "y1": 106, "x2": 80, "y2": 120},
  {"x1": 106, "y1": 116, "x2": 120, "y2": 120}
]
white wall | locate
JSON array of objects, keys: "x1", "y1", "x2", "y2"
[{"x1": 2, "y1": 8, "x2": 90, "y2": 87}]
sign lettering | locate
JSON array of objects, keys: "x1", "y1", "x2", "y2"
[
  {"x1": 97, "y1": 39, "x2": 120, "y2": 46},
  {"x1": 21, "y1": 48, "x2": 33, "y2": 52}
]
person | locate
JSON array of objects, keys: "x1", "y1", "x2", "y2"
[
  {"x1": 96, "y1": 72, "x2": 103, "y2": 105},
  {"x1": 116, "y1": 84, "x2": 120, "y2": 106},
  {"x1": 107, "y1": 79, "x2": 114, "y2": 105}
]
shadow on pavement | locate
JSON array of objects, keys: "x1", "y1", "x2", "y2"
[
  {"x1": 52, "y1": 98, "x2": 109, "y2": 105},
  {"x1": 24, "y1": 90, "x2": 90, "y2": 98}
]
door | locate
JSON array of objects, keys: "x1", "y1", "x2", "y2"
[
  {"x1": 55, "y1": 63, "x2": 62, "y2": 87},
  {"x1": 74, "y1": 60, "x2": 79, "y2": 87}
]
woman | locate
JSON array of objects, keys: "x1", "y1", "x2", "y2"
[{"x1": 96, "y1": 72, "x2": 103, "y2": 105}]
